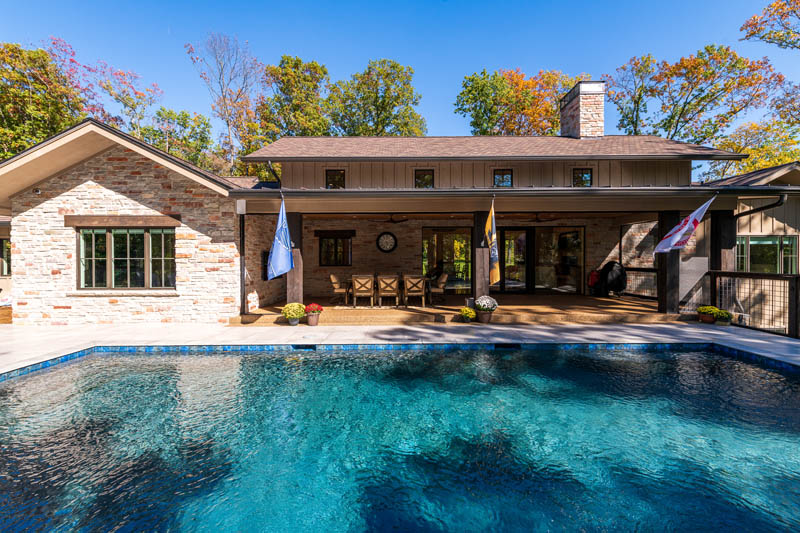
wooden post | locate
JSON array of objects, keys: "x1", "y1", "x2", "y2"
[
  {"x1": 239, "y1": 214, "x2": 247, "y2": 315},
  {"x1": 286, "y1": 213, "x2": 303, "y2": 303},
  {"x1": 710, "y1": 210, "x2": 736, "y2": 271},
  {"x1": 790, "y1": 276, "x2": 799, "y2": 338},
  {"x1": 657, "y1": 211, "x2": 681, "y2": 314},
  {"x1": 473, "y1": 211, "x2": 490, "y2": 298}
]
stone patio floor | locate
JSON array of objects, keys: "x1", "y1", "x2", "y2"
[{"x1": 1, "y1": 322, "x2": 800, "y2": 377}]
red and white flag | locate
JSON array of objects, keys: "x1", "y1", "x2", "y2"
[{"x1": 654, "y1": 197, "x2": 715, "y2": 255}]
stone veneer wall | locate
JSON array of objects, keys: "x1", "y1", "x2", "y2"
[
  {"x1": 10, "y1": 146, "x2": 241, "y2": 325},
  {"x1": 560, "y1": 91, "x2": 604, "y2": 138},
  {"x1": 243, "y1": 214, "x2": 284, "y2": 311}
]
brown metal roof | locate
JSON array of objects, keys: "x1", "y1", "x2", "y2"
[
  {"x1": 703, "y1": 161, "x2": 800, "y2": 187},
  {"x1": 243, "y1": 135, "x2": 745, "y2": 162}
]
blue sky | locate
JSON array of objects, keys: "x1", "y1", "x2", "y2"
[{"x1": 2, "y1": 0, "x2": 798, "y2": 138}]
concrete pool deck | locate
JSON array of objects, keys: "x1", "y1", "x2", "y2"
[{"x1": 1, "y1": 322, "x2": 800, "y2": 377}]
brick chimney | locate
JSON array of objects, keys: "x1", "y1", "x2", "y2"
[{"x1": 559, "y1": 81, "x2": 605, "y2": 138}]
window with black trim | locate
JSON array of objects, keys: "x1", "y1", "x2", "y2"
[
  {"x1": 325, "y1": 169, "x2": 346, "y2": 189},
  {"x1": 318, "y1": 230, "x2": 353, "y2": 266},
  {"x1": 414, "y1": 169, "x2": 434, "y2": 189},
  {"x1": 79, "y1": 228, "x2": 176, "y2": 289},
  {"x1": 736, "y1": 235, "x2": 797, "y2": 274},
  {"x1": 493, "y1": 169, "x2": 513, "y2": 188},
  {"x1": 572, "y1": 168, "x2": 593, "y2": 187},
  {"x1": 1, "y1": 238, "x2": 10, "y2": 277}
]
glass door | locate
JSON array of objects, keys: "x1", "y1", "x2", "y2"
[
  {"x1": 490, "y1": 228, "x2": 530, "y2": 293},
  {"x1": 534, "y1": 227, "x2": 584, "y2": 294}
]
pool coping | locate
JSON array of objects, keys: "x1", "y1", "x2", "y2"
[{"x1": 1, "y1": 340, "x2": 796, "y2": 383}]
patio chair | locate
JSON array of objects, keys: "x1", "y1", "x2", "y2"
[
  {"x1": 352, "y1": 274, "x2": 375, "y2": 307},
  {"x1": 376, "y1": 275, "x2": 401, "y2": 307},
  {"x1": 428, "y1": 273, "x2": 448, "y2": 304},
  {"x1": 403, "y1": 275, "x2": 426, "y2": 307},
  {"x1": 329, "y1": 274, "x2": 351, "y2": 305}
]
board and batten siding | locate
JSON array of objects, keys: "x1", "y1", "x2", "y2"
[
  {"x1": 737, "y1": 197, "x2": 800, "y2": 236},
  {"x1": 278, "y1": 160, "x2": 692, "y2": 189}
]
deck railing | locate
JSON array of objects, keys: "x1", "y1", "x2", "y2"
[{"x1": 623, "y1": 267, "x2": 658, "y2": 299}]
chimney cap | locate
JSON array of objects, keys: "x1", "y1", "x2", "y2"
[{"x1": 559, "y1": 80, "x2": 606, "y2": 110}]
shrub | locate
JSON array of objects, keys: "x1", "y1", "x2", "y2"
[
  {"x1": 475, "y1": 295, "x2": 498, "y2": 312},
  {"x1": 281, "y1": 302, "x2": 306, "y2": 319},
  {"x1": 713, "y1": 308, "x2": 732, "y2": 321},
  {"x1": 697, "y1": 305, "x2": 719, "y2": 316},
  {"x1": 460, "y1": 307, "x2": 476, "y2": 320},
  {"x1": 305, "y1": 303, "x2": 324, "y2": 314}
]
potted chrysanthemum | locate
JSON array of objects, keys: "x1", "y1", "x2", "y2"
[
  {"x1": 305, "y1": 303, "x2": 323, "y2": 326},
  {"x1": 697, "y1": 305, "x2": 718, "y2": 324},
  {"x1": 460, "y1": 307, "x2": 476, "y2": 323},
  {"x1": 474, "y1": 295, "x2": 498, "y2": 324},
  {"x1": 281, "y1": 302, "x2": 306, "y2": 326}
]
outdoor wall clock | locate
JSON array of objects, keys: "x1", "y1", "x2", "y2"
[{"x1": 376, "y1": 232, "x2": 398, "y2": 253}]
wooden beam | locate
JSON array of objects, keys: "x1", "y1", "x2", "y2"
[
  {"x1": 63, "y1": 214, "x2": 181, "y2": 227},
  {"x1": 710, "y1": 210, "x2": 736, "y2": 271},
  {"x1": 657, "y1": 211, "x2": 681, "y2": 313}
]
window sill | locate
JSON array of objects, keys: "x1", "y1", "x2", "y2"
[{"x1": 66, "y1": 290, "x2": 179, "y2": 297}]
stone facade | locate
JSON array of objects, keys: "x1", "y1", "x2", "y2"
[
  {"x1": 559, "y1": 81, "x2": 605, "y2": 138},
  {"x1": 10, "y1": 146, "x2": 241, "y2": 325},
  {"x1": 243, "y1": 214, "x2": 284, "y2": 311}
]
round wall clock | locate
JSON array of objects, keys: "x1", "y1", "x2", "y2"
[{"x1": 376, "y1": 232, "x2": 398, "y2": 253}]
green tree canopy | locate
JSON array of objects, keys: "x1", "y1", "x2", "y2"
[
  {"x1": 326, "y1": 59, "x2": 426, "y2": 136},
  {"x1": 453, "y1": 69, "x2": 511, "y2": 135},
  {"x1": 141, "y1": 107, "x2": 215, "y2": 168}
]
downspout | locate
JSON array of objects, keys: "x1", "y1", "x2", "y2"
[
  {"x1": 267, "y1": 160, "x2": 282, "y2": 187},
  {"x1": 734, "y1": 194, "x2": 787, "y2": 219}
]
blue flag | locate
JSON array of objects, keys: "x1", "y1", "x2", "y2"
[{"x1": 267, "y1": 198, "x2": 294, "y2": 280}]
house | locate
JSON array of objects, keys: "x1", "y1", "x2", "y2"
[{"x1": 0, "y1": 80, "x2": 796, "y2": 326}]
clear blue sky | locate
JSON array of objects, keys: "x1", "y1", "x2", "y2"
[{"x1": 2, "y1": 0, "x2": 797, "y2": 138}]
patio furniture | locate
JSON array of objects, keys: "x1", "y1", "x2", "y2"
[
  {"x1": 352, "y1": 274, "x2": 375, "y2": 307},
  {"x1": 403, "y1": 275, "x2": 426, "y2": 307},
  {"x1": 429, "y1": 273, "x2": 448, "y2": 304},
  {"x1": 329, "y1": 274, "x2": 352, "y2": 305},
  {"x1": 376, "y1": 275, "x2": 401, "y2": 307}
]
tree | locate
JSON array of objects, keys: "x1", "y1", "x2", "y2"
[
  {"x1": 705, "y1": 118, "x2": 800, "y2": 180},
  {"x1": 256, "y1": 55, "x2": 330, "y2": 140},
  {"x1": 453, "y1": 69, "x2": 511, "y2": 135},
  {"x1": 186, "y1": 33, "x2": 261, "y2": 169},
  {"x1": 604, "y1": 46, "x2": 782, "y2": 144},
  {"x1": 603, "y1": 55, "x2": 657, "y2": 135},
  {"x1": 141, "y1": 107, "x2": 214, "y2": 168},
  {"x1": 0, "y1": 42, "x2": 86, "y2": 159},
  {"x1": 326, "y1": 59, "x2": 426, "y2": 136},
  {"x1": 741, "y1": 0, "x2": 800, "y2": 49},
  {"x1": 99, "y1": 69, "x2": 162, "y2": 139},
  {"x1": 454, "y1": 68, "x2": 587, "y2": 136}
]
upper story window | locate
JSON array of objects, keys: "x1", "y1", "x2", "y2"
[
  {"x1": 1, "y1": 238, "x2": 10, "y2": 277},
  {"x1": 414, "y1": 169, "x2": 434, "y2": 189},
  {"x1": 572, "y1": 168, "x2": 593, "y2": 187},
  {"x1": 325, "y1": 169, "x2": 346, "y2": 189},
  {"x1": 79, "y1": 228, "x2": 176, "y2": 289},
  {"x1": 493, "y1": 169, "x2": 513, "y2": 188}
]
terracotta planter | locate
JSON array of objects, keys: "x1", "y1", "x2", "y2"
[
  {"x1": 307, "y1": 313, "x2": 320, "y2": 326},
  {"x1": 715, "y1": 319, "x2": 731, "y2": 326},
  {"x1": 288, "y1": 318, "x2": 300, "y2": 326},
  {"x1": 699, "y1": 313, "x2": 715, "y2": 324},
  {"x1": 477, "y1": 311, "x2": 492, "y2": 324}
]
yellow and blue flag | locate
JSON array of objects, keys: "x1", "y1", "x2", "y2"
[{"x1": 485, "y1": 199, "x2": 500, "y2": 285}]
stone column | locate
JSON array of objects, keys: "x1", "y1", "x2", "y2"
[
  {"x1": 657, "y1": 211, "x2": 681, "y2": 314},
  {"x1": 473, "y1": 211, "x2": 490, "y2": 298},
  {"x1": 286, "y1": 213, "x2": 303, "y2": 303},
  {"x1": 710, "y1": 210, "x2": 736, "y2": 271}
]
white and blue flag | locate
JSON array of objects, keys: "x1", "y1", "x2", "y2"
[{"x1": 267, "y1": 198, "x2": 294, "y2": 279}]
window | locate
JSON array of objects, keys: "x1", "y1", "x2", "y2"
[
  {"x1": 414, "y1": 169, "x2": 434, "y2": 189},
  {"x1": 493, "y1": 169, "x2": 513, "y2": 188},
  {"x1": 79, "y1": 228, "x2": 176, "y2": 289},
  {"x1": 572, "y1": 168, "x2": 593, "y2": 187},
  {"x1": 317, "y1": 230, "x2": 354, "y2": 266},
  {"x1": 1, "y1": 238, "x2": 10, "y2": 277},
  {"x1": 325, "y1": 169, "x2": 345, "y2": 189},
  {"x1": 735, "y1": 235, "x2": 798, "y2": 274}
]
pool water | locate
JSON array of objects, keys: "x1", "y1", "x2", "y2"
[{"x1": 1, "y1": 347, "x2": 799, "y2": 531}]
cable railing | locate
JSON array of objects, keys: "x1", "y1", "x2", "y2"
[{"x1": 623, "y1": 267, "x2": 658, "y2": 299}]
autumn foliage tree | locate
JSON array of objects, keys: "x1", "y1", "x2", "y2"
[
  {"x1": 99, "y1": 69, "x2": 163, "y2": 139},
  {"x1": 141, "y1": 108, "x2": 215, "y2": 168},
  {"x1": 706, "y1": 119, "x2": 800, "y2": 179}
]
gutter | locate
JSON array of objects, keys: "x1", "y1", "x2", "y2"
[
  {"x1": 734, "y1": 194, "x2": 787, "y2": 219},
  {"x1": 242, "y1": 154, "x2": 747, "y2": 163}
]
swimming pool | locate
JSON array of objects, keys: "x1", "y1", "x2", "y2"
[{"x1": 1, "y1": 345, "x2": 799, "y2": 531}]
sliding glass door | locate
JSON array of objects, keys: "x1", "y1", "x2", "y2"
[{"x1": 422, "y1": 227, "x2": 472, "y2": 294}]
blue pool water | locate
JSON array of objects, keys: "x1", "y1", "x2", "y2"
[{"x1": 1, "y1": 346, "x2": 799, "y2": 531}]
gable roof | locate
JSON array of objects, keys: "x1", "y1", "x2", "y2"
[
  {"x1": 243, "y1": 135, "x2": 745, "y2": 162},
  {"x1": 703, "y1": 161, "x2": 800, "y2": 187},
  {"x1": 0, "y1": 119, "x2": 235, "y2": 213}
]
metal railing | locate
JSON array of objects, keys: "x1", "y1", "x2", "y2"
[
  {"x1": 623, "y1": 267, "x2": 658, "y2": 299},
  {"x1": 709, "y1": 271, "x2": 798, "y2": 337}
]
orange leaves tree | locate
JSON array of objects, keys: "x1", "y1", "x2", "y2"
[
  {"x1": 454, "y1": 69, "x2": 588, "y2": 136},
  {"x1": 741, "y1": 0, "x2": 800, "y2": 50}
]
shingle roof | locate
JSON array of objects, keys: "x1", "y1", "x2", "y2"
[
  {"x1": 243, "y1": 135, "x2": 745, "y2": 161},
  {"x1": 703, "y1": 161, "x2": 800, "y2": 187}
]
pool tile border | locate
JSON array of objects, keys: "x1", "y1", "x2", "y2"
[{"x1": 0, "y1": 341, "x2": 795, "y2": 383}]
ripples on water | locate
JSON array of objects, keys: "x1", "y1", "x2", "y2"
[{"x1": 1, "y1": 348, "x2": 799, "y2": 531}]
